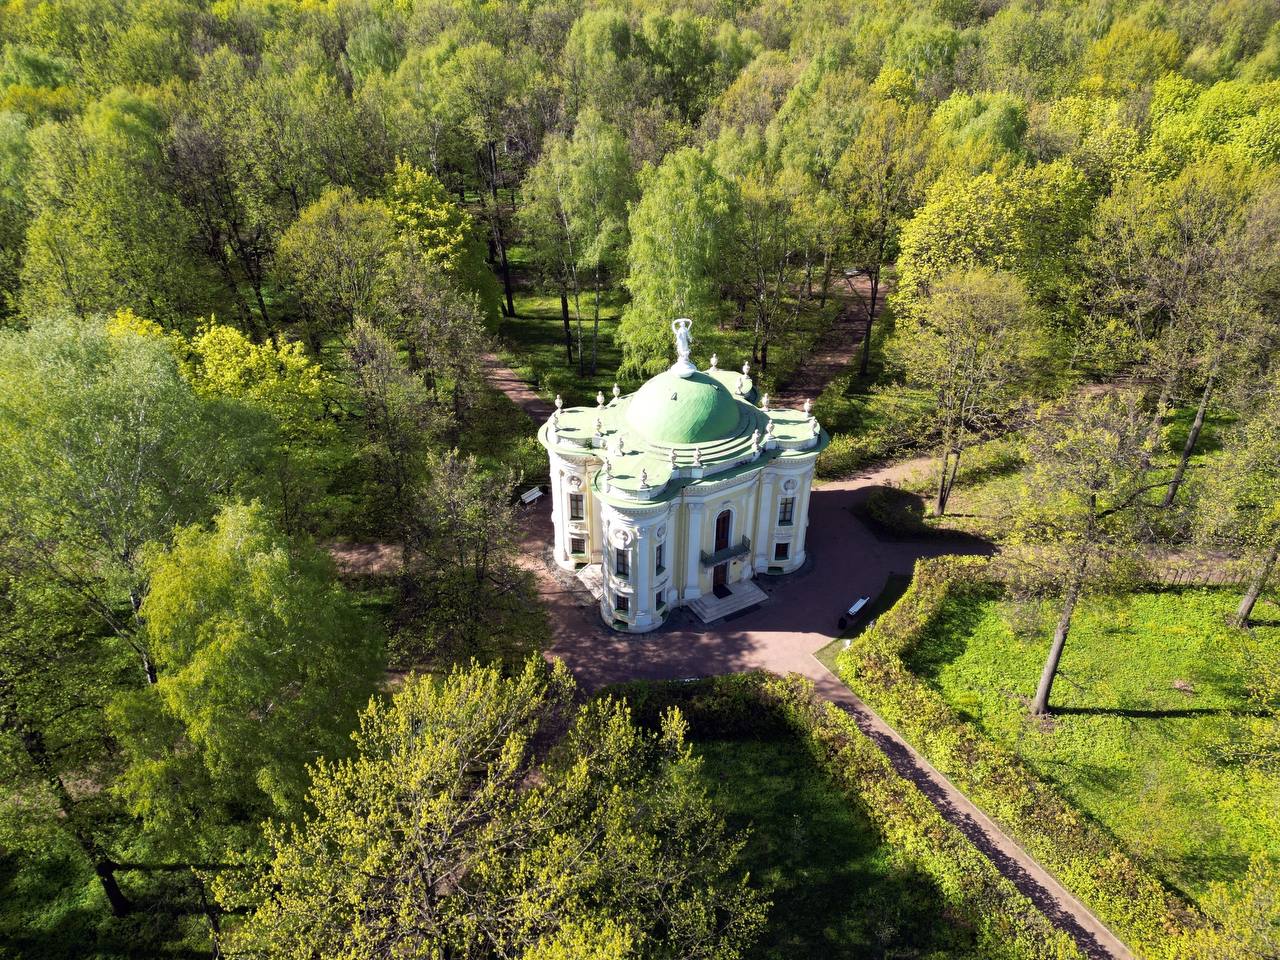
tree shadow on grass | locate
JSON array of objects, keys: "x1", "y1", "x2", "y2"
[
  {"x1": 693, "y1": 736, "x2": 979, "y2": 959},
  {"x1": 901, "y1": 593, "x2": 994, "y2": 683},
  {"x1": 1051, "y1": 705, "x2": 1271, "y2": 719}
]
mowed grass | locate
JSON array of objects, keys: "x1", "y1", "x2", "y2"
[
  {"x1": 906, "y1": 588, "x2": 1280, "y2": 908},
  {"x1": 694, "y1": 735, "x2": 981, "y2": 959}
]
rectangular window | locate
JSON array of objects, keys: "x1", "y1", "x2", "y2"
[
  {"x1": 655, "y1": 543, "x2": 665, "y2": 573},
  {"x1": 655, "y1": 592, "x2": 664, "y2": 610},
  {"x1": 778, "y1": 496, "x2": 795, "y2": 526},
  {"x1": 774, "y1": 541, "x2": 790, "y2": 561},
  {"x1": 569, "y1": 493, "x2": 584, "y2": 521},
  {"x1": 615, "y1": 547, "x2": 629, "y2": 578},
  {"x1": 615, "y1": 594, "x2": 629, "y2": 612},
  {"x1": 570, "y1": 536, "x2": 585, "y2": 554}
]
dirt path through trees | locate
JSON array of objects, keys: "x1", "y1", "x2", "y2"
[{"x1": 773, "y1": 274, "x2": 888, "y2": 407}]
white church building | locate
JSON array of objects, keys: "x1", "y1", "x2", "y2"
[{"x1": 537, "y1": 319, "x2": 827, "y2": 632}]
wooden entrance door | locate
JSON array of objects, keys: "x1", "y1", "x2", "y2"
[
  {"x1": 713, "y1": 562, "x2": 727, "y2": 590},
  {"x1": 714, "y1": 510, "x2": 731, "y2": 551}
]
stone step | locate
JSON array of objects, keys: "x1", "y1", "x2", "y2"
[{"x1": 688, "y1": 579, "x2": 768, "y2": 623}]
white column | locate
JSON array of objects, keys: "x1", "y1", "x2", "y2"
[
  {"x1": 753, "y1": 473, "x2": 774, "y2": 572},
  {"x1": 633, "y1": 524, "x2": 651, "y2": 624},
  {"x1": 793, "y1": 472, "x2": 814, "y2": 565},
  {"x1": 683, "y1": 501, "x2": 704, "y2": 600}
]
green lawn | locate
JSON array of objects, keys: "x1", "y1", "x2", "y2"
[
  {"x1": 0, "y1": 838, "x2": 207, "y2": 960},
  {"x1": 693, "y1": 736, "x2": 981, "y2": 959},
  {"x1": 499, "y1": 290, "x2": 626, "y2": 408},
  {"x1": 905, "y1": 588, "x2": 1280, "y2": 907}
]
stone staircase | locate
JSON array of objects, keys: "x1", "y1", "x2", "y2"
[{"x1": 689, "y1": 579, "x2": 768, "y2": 623}]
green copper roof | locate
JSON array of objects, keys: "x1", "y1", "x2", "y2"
[{"x1": 625, "y1": 370, "x2": 743, "y2": 444}]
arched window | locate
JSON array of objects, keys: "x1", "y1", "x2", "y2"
[{"x1": 714, "y1": 509, "x2": 731, "y2": 552}]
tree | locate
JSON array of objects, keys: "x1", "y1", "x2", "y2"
[
  {"x1": 895, "y1": 268, "x2": 1038, "y2": 516},
  {"x1": 0, "y1": 315, "x2": 261, "y2": 686},
  {"x1": 217, "y1": 658, "x2": 766, "y2": 958},
  {"x1": 168, "y1": 49, "x2": 275, "y2": 336},
  {"x1": 412, "y1": 450, "x2": 521, "y2": 655},
  {"x1": 894, "y1": 160, "x2": 1091, "y2": 333},
  {"x1": 521, "y1": 111, "x2": 635, "y2": 375},
  {"x1": 20, "y1": 88, "x2": 208, "y2": 325},
  {"x1": 110, "y1": 502, "x2": 381, "y2": 857},
  {"x1": 1159, "y1": 173, "x2": 1280, "y2": 506},
  {"x1": 712, "y1": 129, "x2": 800, "y2": 372},
  {"x1": 519, "y1": 132, "x2": 580, "y2": 367},
  {"x1": 0, "y1": 110, "x2": 29, "y2": 319},
  {"x1": 385, "y1": 158, "x2": 503, "y2": 328},
  {"x1": 0, "y1": 582, "x2": 135, "y2": 916},
  {"x1": 1199, "y1": 369, "x2": 1280, "y2": 626},
  {"x1": 183, "y1": 321, "x2": 339, "y2": 530},
  {"x1": 275, "y1": 187, "x2": 399, "y2": 349},
  {"x1": 621, "y1": 146, "x2": 736, "y2": 378},
  {"x1": 834, "y1": 95, "x2": 934, "y2": 375},
  {"x1": 1004, "y1": 392, "x2": 1156, "y2": 715},
  {"x1": 347, "y1": 319, "x2": 436, "y2": 550},
  {"x1": 1082, "y1": 160, "x2": 1256, "y2": 456}
]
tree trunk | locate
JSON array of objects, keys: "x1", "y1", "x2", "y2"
[
  {"x1": 1162, "y1": 374, "x2": 1214, "y2": 508},
  {"x1": 1235, "y1": 540, "x2": 1279, "y2": 627},
  {"x1": 560, "y1": 286, "x2": 573, "y2": 365},
  {"x1": 933, "y1": 448, "x2": 961, "y2": 517},
  {"x1": 760, "y1": 335, "x2": 768, "y2": 372},
  {"x1": 819, "y1": 252, "x2": 833, "y2": 309},
  {"x1": 6, "y1": 705, "x2": 132, "y2": 916},
  {"x1": 592, "y1": 270, "x2": 600, "y2": 376},
  {"x1": 1031, "y1": 574, "x2": 1083, "y2": 715},
  {"x1": 859, "y1": 271, "x2": 880, "y2": 377},
  {"x1": 485, "y1": 143, "x2": 516, "y2": 318},
  {"x1": 933, "y1": 450, "x2": 951, "y2": 518}
]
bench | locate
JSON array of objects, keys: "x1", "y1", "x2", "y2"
[
  {"x1": 846, "y1": 597, "x2": 870, "y2": 617},
  {"x1": 519, "y1": 486, "x2": 544, "y2": 505}
]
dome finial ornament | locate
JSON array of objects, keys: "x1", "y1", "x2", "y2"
[
  {"x1": 596, "y1": 390, "x2": 605, "y2": 408},
  {"x1": 709, "y1": 353, "x2": 718, "y2": 370},
  {"x1": 669, "y1": 318, "x2": 697, "y2": 378}
]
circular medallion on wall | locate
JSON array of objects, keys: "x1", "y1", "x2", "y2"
[
  {"x1": 612, "y1": 527, "x2": 633, "y2": 548},
  {"x1": 783, "y1": 478, "x2": 797, "y2": 492},
  {"x1": 656, "y1": 525, "x2": 667, "y2": 540},
  {"x1": 568, "y1": 475, "x2": 582, "y2": 489}
]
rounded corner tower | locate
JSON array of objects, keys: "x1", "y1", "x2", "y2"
[{"x1": 538, "y1": 318, "x2": 828, "y2": 633}]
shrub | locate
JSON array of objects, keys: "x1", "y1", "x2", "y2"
[
  {"x1": 857, "y1": 486, "x2": 931, "y2": 536},
  {"x1": 836, "y1": 556, "x2": 1206, "y2": 958}
]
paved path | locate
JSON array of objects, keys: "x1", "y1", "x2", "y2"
[
  {"x1": 491, "y1": 349, "x2": 1135, "y2": 960},
  {"x1": 482, "y1": 352, "x2": 555, "y2": 422}
]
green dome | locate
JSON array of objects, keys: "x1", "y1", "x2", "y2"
[{"x1": 626, "y1": 369, "x2": 743, "y2": 444}]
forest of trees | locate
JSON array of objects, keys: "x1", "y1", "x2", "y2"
[{"x1": 2, "y1": 0, "x2": 1280, "y2": 955}]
